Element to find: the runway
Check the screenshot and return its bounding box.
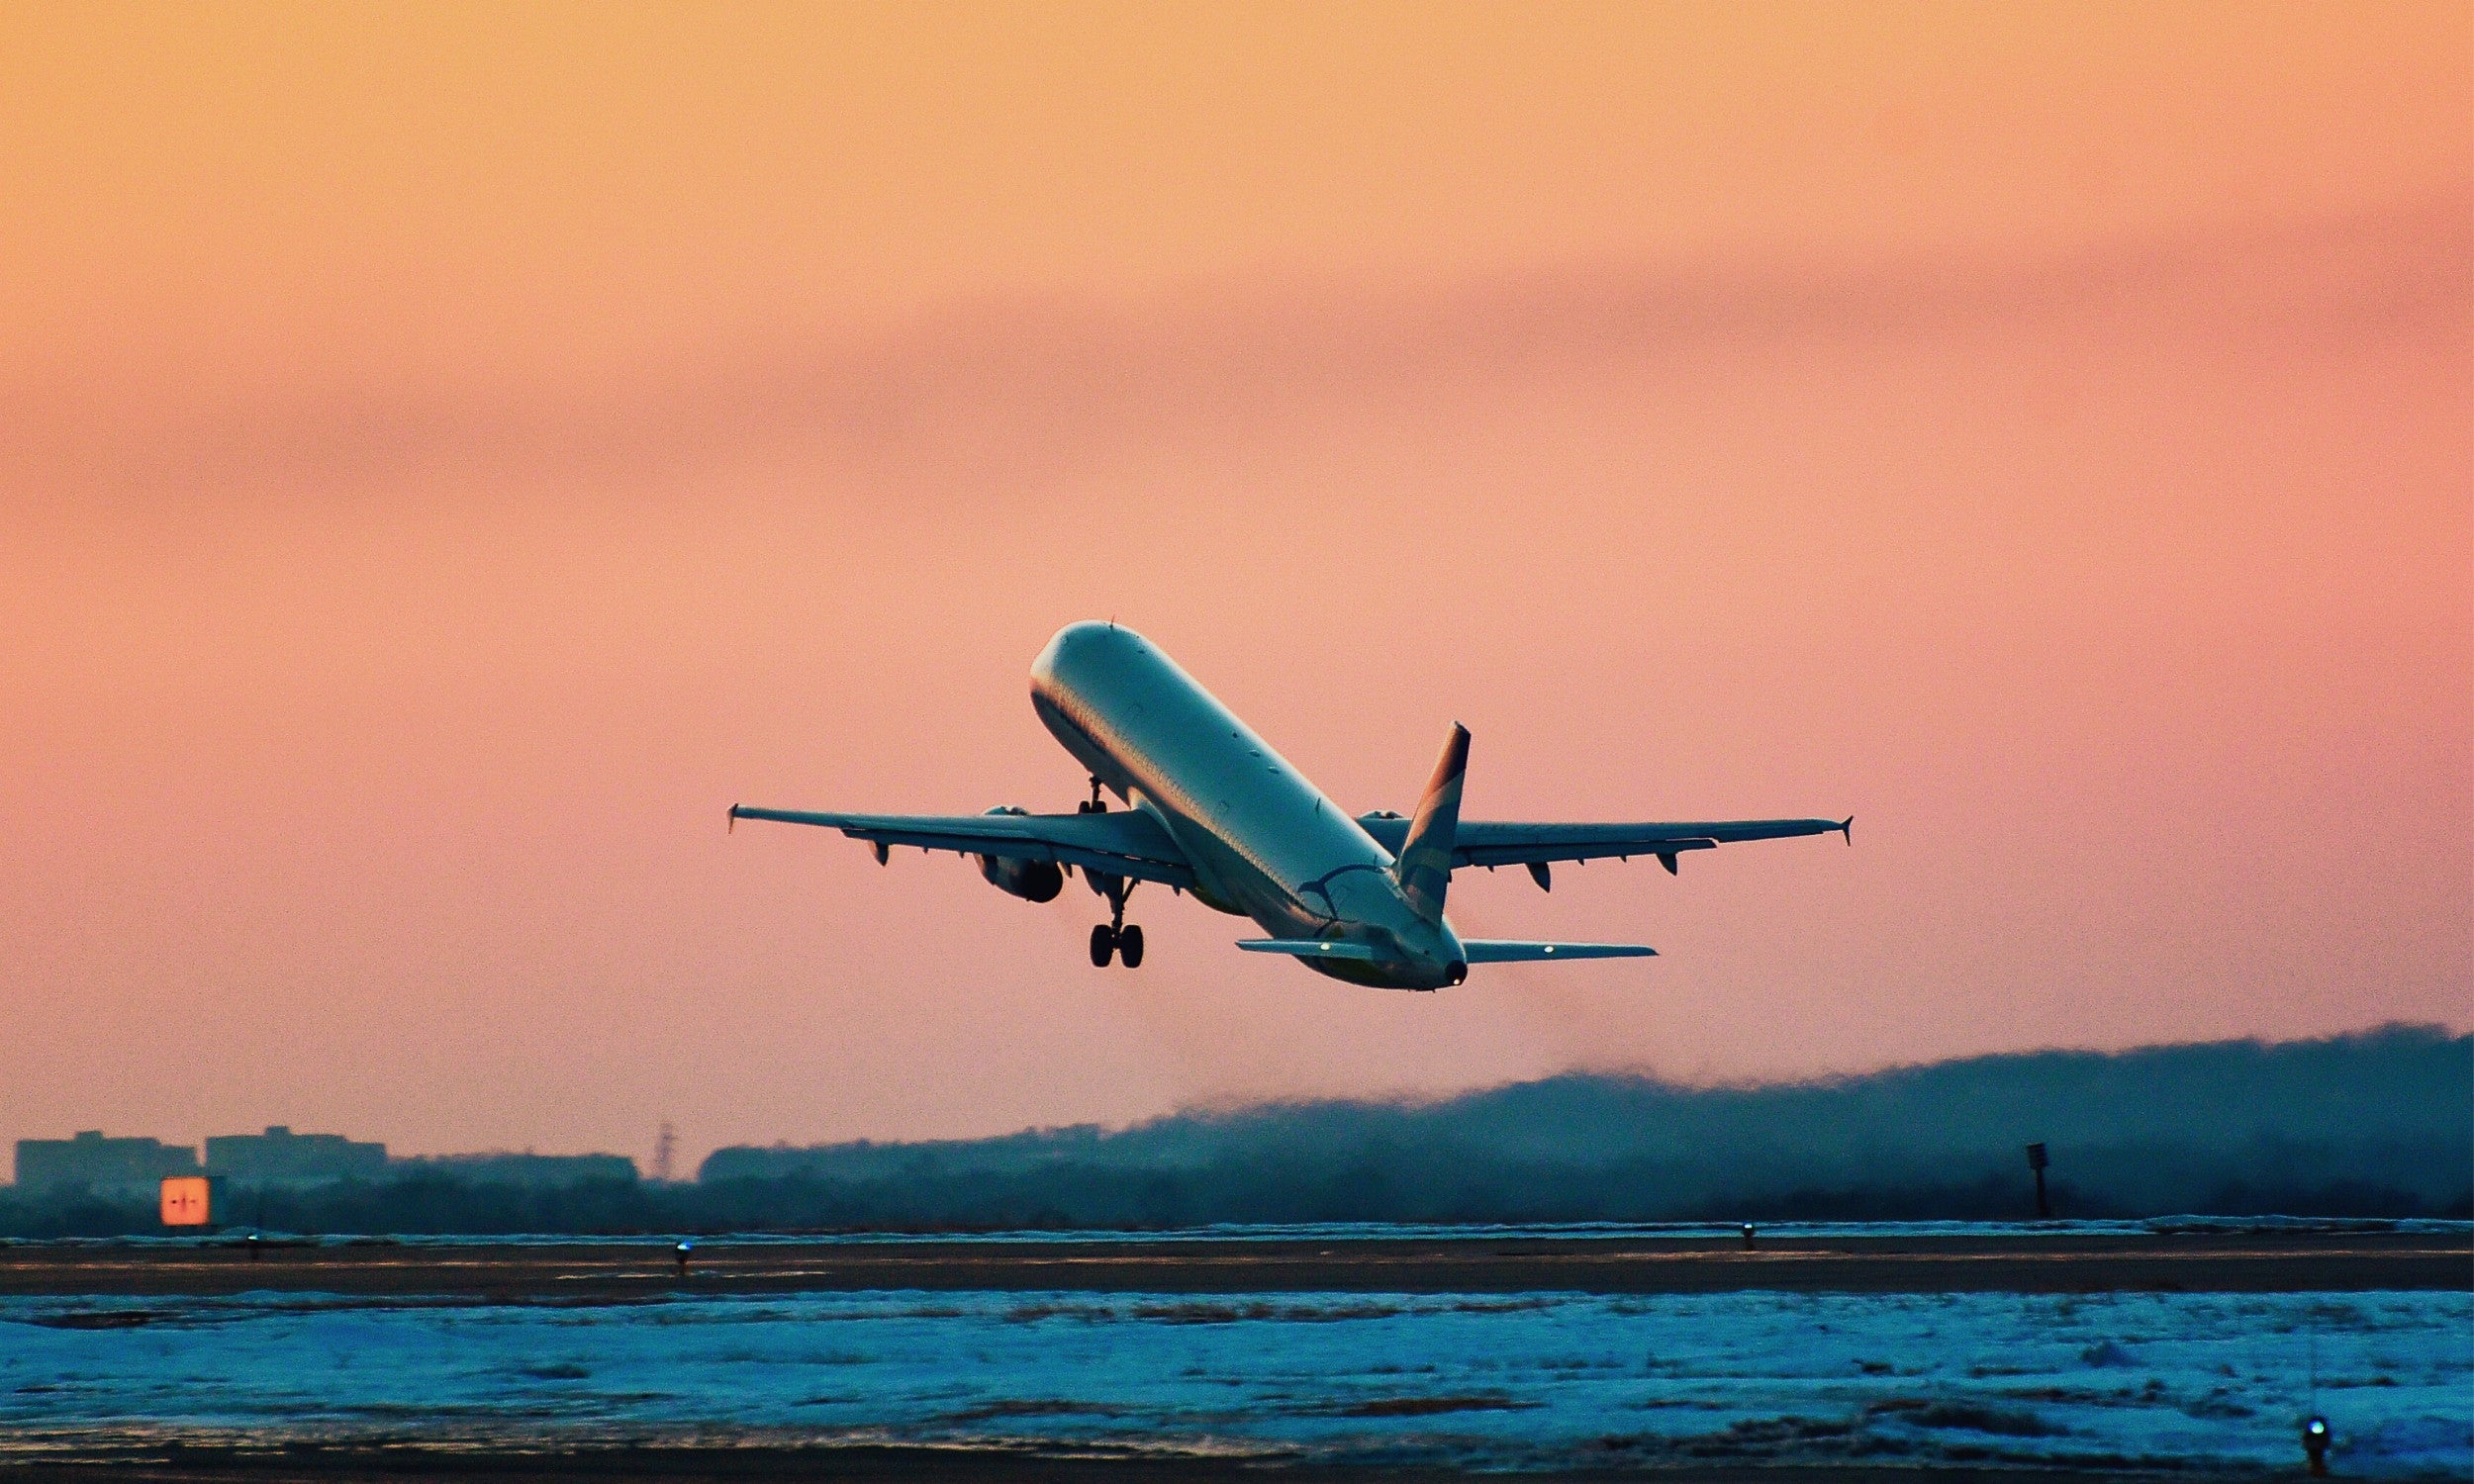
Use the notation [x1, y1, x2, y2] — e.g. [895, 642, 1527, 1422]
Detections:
[0, 1227, 2463, 1300]
[5, 1229, 2465, 1480]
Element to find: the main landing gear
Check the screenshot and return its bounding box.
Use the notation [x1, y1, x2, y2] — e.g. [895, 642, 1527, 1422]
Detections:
[1090, 921, 1143, 969]
[1083, 788, 1143, 967]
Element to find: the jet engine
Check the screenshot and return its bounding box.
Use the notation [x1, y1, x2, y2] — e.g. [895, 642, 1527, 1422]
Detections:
[978, 806, 1065, 902]
[980, 854, 1064, 902]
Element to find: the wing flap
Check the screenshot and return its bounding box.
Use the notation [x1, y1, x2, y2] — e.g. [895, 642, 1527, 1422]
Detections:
[728, 804, 1197, 890]
[1458, 835, 1717, 868]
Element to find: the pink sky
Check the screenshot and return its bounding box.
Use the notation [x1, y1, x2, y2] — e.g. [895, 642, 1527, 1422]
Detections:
[1, 4, 2466, 1175]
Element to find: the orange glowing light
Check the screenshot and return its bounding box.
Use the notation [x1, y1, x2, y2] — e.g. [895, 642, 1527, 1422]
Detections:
[159, 1176, 214, 1227]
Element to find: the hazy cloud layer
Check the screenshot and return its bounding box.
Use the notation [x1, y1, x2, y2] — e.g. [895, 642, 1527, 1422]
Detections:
[6, 196, 2464, 504]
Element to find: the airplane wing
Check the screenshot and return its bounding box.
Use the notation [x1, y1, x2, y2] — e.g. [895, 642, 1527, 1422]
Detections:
[728, 804, 1198, 890]
[1355, 813, 1851, 876]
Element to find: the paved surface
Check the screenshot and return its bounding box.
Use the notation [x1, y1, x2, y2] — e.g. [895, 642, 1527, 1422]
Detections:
[1, 1231, 2463, 1299]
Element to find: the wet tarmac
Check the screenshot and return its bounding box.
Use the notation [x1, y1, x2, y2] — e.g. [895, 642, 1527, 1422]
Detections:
[1, 1229, 2464, 1301]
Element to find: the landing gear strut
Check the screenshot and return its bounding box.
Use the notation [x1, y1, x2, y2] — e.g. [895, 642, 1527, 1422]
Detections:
[1087, 870, 1142, 969]
[1077, 776, 1108, 813]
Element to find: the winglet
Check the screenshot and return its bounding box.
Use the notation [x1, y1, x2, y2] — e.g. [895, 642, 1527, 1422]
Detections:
[727, 803, 739, 834]
[1841, 815, 1854, 845]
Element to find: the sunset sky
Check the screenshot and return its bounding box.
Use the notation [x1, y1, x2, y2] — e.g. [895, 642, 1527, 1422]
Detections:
[3, 2, 2467, 1175]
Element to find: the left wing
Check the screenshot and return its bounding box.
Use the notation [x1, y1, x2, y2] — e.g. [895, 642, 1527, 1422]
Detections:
[728, 804, 1197, 890]
[1356, 813, 1850, 876]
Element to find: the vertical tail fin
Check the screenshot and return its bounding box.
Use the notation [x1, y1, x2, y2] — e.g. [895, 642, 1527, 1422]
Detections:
[1392, 723, 1469, 923]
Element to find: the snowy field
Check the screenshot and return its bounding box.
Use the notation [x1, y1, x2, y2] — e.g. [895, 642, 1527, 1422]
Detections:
[3, 1288, 2466, 1476]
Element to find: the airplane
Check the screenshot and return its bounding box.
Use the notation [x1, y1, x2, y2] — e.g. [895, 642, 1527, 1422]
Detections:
[729, 621, 1848, 990]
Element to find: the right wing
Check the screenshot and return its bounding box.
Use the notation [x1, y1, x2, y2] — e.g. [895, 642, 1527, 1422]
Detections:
[728, 804, 1197, 890]
[1356, 813, 1850, 875]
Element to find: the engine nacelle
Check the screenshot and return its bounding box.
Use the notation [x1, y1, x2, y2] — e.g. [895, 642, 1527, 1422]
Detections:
[980, 855, 1064, 902]
[978, 806, 1064, 902]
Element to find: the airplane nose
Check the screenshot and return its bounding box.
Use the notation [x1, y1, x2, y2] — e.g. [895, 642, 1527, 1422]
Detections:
[1446, 960, 1467, 985]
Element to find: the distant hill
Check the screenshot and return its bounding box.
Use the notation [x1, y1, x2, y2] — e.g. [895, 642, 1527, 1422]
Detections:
[5, 1025, 2462, 1237]
[697, 1024, 2472, 1228]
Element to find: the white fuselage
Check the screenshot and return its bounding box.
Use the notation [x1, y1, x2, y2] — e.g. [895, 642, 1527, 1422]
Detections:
[1029, 622, 1467, 988]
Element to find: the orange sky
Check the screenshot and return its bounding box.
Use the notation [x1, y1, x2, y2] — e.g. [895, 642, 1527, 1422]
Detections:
[2, 3, 2467, 1175]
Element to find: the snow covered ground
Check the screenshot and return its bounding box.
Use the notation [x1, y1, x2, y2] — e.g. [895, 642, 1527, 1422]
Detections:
[4, 1288, 2465, 1476]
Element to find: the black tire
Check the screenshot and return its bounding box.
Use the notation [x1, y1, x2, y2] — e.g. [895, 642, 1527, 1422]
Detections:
[1117, 924, 1145, 969]
[1088, 923, 1115, 968]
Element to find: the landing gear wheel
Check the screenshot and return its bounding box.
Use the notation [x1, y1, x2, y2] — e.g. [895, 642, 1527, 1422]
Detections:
[1117, 924, 1144, 969]
[1089, 923, 1117, 968]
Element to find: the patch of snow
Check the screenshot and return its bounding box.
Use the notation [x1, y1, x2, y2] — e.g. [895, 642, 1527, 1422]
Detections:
[1, 1289, 2464, 1476]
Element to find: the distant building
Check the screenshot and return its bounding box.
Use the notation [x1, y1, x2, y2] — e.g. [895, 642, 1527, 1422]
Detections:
[204, 1126, 388, 1184]
[398, 1152, 639, 1186]
[15, 1131, 200, 1190]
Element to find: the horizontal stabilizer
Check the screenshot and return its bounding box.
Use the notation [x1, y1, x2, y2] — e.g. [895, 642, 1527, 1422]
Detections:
[1236, 939, 1383, 961]
[1461, 940, 1657, 963]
